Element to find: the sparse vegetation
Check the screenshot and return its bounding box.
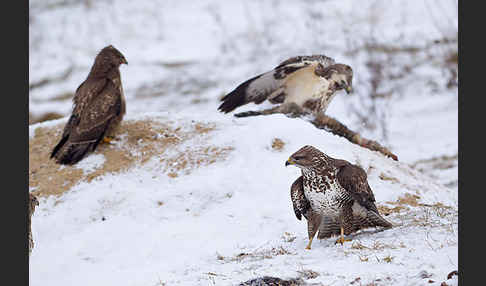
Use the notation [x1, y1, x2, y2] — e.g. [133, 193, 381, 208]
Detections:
[220, 246, 295, 263]
[271, 138, 285, 151]
[29, 118, 232, 198]
[29, 1, 457, 284]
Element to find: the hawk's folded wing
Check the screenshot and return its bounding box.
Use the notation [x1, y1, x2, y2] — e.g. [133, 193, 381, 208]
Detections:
[290, 176, 311, 220]
[71, 80, 122, 143]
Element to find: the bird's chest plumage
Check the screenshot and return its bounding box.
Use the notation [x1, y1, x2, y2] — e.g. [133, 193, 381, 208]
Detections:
[302, 169, 348, 215]
[283, 67, 331, 108]
[318, 86, 338, 113]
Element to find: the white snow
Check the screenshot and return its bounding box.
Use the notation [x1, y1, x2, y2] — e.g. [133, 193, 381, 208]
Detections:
[29, 0, 458, 285]
[29, 112, 458, 286]
[75, 153, 106, 175]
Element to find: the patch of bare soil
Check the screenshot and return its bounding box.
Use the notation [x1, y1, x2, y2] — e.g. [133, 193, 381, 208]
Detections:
[29, 118, 232, 198]
[217, 246, 295, 263]
[411, 153, 458, 172]
[271, 138, 285, 151]
[379, 192, 456, 221]
[29, 111, 64, 125]
[377, 193, 421, 216]
[161, 145, 233, 178]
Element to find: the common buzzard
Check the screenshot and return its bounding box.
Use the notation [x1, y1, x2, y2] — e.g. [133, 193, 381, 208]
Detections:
[286, 145, 392, 249]
[218, 55, 353, 117]
[29, 193, 39, 255]
[50, 45, 127, 165]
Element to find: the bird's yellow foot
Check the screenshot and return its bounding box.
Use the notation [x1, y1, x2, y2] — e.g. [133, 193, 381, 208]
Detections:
[305, 237, 314, 250]
[103, 136, 116, 144]
[334, 236, 352, 245]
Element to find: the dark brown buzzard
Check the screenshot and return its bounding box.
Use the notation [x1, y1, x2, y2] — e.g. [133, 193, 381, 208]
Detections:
[286, 145, 392, 249]
[50, 45, 127, 165]
[218, 55, 353, 117]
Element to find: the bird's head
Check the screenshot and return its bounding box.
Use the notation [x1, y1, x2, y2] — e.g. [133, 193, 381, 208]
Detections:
[285, 145, 327, 170]
[99, 45, 128, 67]
[317, 63, 353, 94]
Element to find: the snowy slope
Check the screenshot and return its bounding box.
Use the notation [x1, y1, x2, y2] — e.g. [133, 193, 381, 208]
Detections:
[29, 112, 457, 286]
[29, 0, 458, 285]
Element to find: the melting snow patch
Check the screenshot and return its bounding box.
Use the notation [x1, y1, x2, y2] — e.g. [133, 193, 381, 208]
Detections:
[74, 154, 106, 174]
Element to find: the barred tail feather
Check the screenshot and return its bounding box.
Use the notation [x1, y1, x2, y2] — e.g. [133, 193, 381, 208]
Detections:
[365, 210, 393, 228]
[317, 216, 341, 239]
[306, 213, 322, 240]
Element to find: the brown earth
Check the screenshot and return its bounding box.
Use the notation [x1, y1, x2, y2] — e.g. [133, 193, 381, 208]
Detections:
[29, 118, 233, 198]
[271, 138, 285, 151]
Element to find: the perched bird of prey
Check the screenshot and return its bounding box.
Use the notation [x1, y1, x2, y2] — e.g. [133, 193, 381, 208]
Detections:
[218, 55, 353, 117]
[50, 45, 127, 165]
[286, 145, 392, 249]
[29, 193, 39, 255]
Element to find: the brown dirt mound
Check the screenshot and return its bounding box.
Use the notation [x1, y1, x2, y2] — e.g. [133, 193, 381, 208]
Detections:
[29, 118, 232, 198]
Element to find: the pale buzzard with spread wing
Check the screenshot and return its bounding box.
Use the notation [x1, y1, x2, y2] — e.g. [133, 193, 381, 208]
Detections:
[218, 55, 353, 117]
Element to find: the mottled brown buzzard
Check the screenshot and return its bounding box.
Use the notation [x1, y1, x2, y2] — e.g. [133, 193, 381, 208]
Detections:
[286, 145, 392, 249]
[50, 45, 127, 165]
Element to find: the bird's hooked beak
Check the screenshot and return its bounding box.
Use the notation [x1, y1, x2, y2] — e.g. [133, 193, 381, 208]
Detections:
[121, 57, 128, 65]
[285, 158, 295, 166]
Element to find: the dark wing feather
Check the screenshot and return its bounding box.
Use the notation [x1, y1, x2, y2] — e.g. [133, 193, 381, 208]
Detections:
[275, 55, 335, 69]
[71, 80, 121, 143]
[73, 77, 108, 115]
[52, 80, 121, 164]
[50, 77, 107, 159]
[218, 55, 335, 113]
[337, 161, 393, 229]
[290, 176, 311, 220]
[336, 162, 379, 213]
[217, 73, 265, 113]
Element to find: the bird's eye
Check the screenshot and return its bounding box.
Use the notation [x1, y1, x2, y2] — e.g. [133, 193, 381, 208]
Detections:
[294, 155, 305, 161]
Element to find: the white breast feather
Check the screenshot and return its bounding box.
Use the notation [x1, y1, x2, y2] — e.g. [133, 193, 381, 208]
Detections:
[303, 170, 346, 217]
[351, 201, 367, 218]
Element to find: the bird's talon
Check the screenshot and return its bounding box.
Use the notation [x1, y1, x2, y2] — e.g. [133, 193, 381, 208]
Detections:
[334, 237, 352, 245]
[103, 136, 116, 144]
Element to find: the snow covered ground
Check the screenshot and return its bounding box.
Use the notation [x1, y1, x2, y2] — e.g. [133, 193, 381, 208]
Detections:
[29, 0, 458, 285]
[29, 112, 458, 286]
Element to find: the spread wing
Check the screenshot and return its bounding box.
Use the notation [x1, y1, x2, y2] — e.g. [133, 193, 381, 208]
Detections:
[290, 176, 311, 220]
[274, 55, 335, 69]
[336, 162, 378, 213]
[217, 55, 335, 113]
